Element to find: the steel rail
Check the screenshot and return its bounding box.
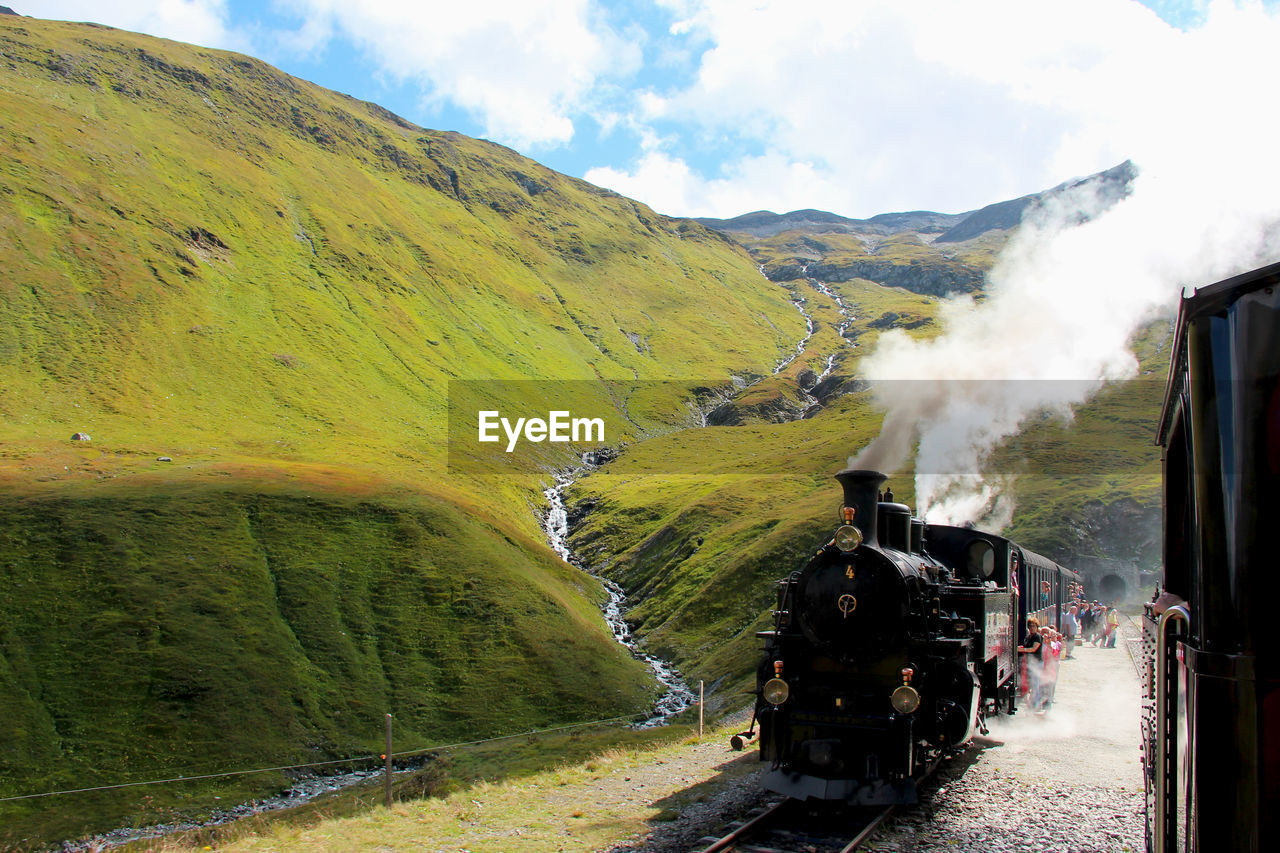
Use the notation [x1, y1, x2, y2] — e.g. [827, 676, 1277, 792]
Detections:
[696, 799, 789, 853]
[696, 799, 894, 853]
[839, 804, 895, 852]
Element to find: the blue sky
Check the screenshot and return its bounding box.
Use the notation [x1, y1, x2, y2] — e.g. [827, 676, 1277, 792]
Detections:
[20, 1, 1280, 219]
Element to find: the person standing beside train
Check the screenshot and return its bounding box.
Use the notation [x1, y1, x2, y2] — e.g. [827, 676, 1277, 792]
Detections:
[1018, 617, 1047, 713]
[1090, 601, 1107, 645]
[1083, 601, 1096, 644]
[1039, 625, 1062, 709]
[1061, 604, 1080, 659]
[1102, 605, 1120, 648]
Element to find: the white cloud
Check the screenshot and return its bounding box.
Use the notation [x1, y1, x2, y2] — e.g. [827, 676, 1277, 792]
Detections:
[586, 148, 850, 218]
[274, 0, 641, 149]
[590, 0, 1269, 219]
[28, 0, 245, 50]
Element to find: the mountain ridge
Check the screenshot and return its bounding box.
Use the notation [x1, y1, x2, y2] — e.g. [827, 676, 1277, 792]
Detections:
[695, 159, 1136, 244]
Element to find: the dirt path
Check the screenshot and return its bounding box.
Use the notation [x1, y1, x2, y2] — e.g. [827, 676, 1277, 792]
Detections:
[183, 627, 1144, 852]
[865, 621, 1145, 852]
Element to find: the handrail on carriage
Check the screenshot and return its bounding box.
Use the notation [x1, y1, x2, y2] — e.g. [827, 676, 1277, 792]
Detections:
[1154, 604, 1190, 853]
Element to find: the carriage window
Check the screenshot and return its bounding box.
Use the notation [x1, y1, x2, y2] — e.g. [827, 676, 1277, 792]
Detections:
[1163, 404, 1192, 603]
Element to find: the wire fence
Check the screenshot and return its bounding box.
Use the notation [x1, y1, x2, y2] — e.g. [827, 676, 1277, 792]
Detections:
[0, 712, 644, 804]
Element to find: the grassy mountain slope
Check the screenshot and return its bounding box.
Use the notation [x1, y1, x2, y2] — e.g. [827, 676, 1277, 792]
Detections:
[567, 235, 1167, 712]
[0, 15, 1167, 846]
[0, 15, 806, 843]
[0, 17, 799, 473]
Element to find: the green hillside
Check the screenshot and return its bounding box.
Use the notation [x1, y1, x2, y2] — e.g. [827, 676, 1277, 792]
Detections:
[0, 14, 1170, 848]
[0, 15, 805, 844]
[565, 235, 1166, 710]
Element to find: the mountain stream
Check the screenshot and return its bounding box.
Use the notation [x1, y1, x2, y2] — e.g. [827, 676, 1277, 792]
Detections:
[536, 271, 857, 726]
[541, 460, 696, 727]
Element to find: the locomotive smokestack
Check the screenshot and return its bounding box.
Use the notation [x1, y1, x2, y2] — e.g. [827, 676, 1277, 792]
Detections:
[835, 468, 887, 548]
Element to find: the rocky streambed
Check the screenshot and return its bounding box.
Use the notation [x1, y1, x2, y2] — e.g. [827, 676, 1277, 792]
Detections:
[60, 761, 425, 851]
[536, 269, 868, 726]
[541, 458, 696, 728]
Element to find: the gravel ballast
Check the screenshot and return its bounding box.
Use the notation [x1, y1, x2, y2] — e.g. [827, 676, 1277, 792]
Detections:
[865, 623, 1145, 852]
[617, 622, 1145, 853]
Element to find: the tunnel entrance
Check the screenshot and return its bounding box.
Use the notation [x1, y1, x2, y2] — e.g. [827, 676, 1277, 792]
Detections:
[1098, 573, 1127, 603]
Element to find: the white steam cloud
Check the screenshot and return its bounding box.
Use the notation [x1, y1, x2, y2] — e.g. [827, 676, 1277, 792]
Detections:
[853, 2, 1280, 524]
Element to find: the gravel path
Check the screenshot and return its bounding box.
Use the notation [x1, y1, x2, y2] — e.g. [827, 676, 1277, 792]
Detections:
[598, 712, 770, 853]
[865, 623, 1145, 852]
[613, 623, 1144, 853]
[161, 629, 1144, 852]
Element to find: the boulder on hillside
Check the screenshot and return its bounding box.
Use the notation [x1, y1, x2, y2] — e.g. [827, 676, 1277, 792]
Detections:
[868, 311, 932, 330]
[71, 432, 91, 441]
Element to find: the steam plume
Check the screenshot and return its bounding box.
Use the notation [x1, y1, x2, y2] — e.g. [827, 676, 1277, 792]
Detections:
[853, 128, 1280, 525]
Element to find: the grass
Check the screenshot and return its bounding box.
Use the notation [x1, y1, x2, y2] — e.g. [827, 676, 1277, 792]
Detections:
[743, 230, 991, 296]
[0, 15, 1171, 849]
[156, 719, 756, 853]
[0, 15, 806, 845]
[0, 475, 666, 845]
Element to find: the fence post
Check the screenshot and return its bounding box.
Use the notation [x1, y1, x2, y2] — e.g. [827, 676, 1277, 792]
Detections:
[384, 713, 393, 809]
[699, 680, 704, 739]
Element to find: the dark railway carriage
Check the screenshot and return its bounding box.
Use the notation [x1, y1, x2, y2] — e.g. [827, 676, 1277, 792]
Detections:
[923, 525, 1023, 714]
[750, 468, 1073, 804]
[1144, 261, 1280, 852]
[1016, 545, 1080, 633]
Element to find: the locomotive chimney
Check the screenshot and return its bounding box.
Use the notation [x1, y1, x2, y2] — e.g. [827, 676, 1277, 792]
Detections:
[835, 468, 886, 548]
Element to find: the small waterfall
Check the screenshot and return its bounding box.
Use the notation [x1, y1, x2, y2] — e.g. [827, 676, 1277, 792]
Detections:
[762, 263, 816, 374]
[807, 276, 857, 344]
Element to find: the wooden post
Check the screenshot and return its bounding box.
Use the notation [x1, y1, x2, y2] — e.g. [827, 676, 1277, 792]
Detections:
[384, 713, 393, 809]
[699, 680, 705, 739]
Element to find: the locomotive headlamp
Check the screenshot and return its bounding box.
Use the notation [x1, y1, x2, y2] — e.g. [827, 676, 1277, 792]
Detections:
[891, 685, 921, 714]
[834, 524, 863, 552]
[763, 677, 790, 706]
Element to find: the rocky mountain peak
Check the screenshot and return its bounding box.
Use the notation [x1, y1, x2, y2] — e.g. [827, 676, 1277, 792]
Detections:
[698, 161, 1136, 246]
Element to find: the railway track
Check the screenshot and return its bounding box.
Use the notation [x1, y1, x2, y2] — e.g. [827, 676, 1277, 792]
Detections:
[1120, 611, 1146, 679]
[694, 798, 894, 853]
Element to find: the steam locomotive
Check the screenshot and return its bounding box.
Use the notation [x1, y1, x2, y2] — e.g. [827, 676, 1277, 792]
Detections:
[750, 468, 1077, 804]
[1143, 261, 1280, 851]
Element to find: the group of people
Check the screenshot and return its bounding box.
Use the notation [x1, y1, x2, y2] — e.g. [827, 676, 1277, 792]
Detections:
[1016, 584, 1121, 714]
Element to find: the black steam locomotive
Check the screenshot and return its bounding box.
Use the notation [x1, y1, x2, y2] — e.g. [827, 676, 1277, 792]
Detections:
[1143, 261, 1280, 851]
[750, 468, 1076, 804]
